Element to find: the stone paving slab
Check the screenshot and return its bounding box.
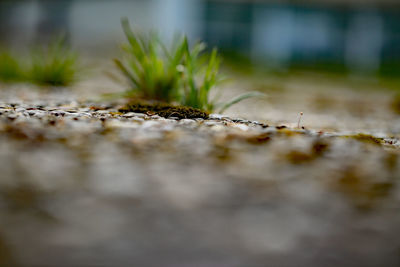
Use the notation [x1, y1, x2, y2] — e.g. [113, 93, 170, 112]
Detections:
[0, 91, 399, 266]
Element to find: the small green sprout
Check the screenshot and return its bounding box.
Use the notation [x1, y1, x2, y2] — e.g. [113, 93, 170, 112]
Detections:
[114, 18, 186, 102]
[29, 38, 78, 86]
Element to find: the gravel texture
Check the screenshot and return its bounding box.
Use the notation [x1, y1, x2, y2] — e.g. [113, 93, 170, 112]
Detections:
[0, 83, 399, 267]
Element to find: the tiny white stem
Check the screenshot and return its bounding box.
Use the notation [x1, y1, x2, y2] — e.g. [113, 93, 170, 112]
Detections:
[297, 112, 303, 128]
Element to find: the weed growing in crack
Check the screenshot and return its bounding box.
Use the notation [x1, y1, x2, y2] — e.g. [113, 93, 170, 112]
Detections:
[115, 18, 265, 114]
[114, 18, 185, 102]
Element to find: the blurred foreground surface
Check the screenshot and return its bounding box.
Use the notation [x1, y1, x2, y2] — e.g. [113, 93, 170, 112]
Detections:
[0, 65, 400, 266]
[1, 0, 400, 266]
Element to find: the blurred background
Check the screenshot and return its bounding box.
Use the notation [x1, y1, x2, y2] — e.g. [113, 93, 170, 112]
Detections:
[1, 0, 399, 76]
[1, 2, 400, 266]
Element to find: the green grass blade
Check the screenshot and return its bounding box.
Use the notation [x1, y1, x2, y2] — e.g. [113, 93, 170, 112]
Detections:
[114, 58, 140, 88]
[218, 92, 266, 114]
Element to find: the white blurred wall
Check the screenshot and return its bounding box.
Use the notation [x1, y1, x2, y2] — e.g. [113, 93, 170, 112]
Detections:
[4, 0, 202, 53]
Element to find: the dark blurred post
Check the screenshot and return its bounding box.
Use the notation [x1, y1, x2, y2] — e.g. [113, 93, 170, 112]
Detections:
[0, 0, 19, 45]
[36, 0, 74, 44]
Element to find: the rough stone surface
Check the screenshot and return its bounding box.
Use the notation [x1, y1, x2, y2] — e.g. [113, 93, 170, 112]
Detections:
[0, 83, 399, 267]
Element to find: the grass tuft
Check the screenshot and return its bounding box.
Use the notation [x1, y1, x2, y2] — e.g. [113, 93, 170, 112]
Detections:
[115, 18, 265, 113]
[0, 51, 24, 82]
[114, 18, 185, 102]
[29, 39, 78, 86]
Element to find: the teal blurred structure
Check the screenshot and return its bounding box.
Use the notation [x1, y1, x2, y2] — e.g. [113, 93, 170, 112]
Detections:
[204, 0, 400, 75]
[0, 0, 399, 75]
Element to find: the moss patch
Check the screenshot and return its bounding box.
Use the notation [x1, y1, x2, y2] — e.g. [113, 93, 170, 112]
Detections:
[344, 133, 383, 145]
[119, 101, 209, 119]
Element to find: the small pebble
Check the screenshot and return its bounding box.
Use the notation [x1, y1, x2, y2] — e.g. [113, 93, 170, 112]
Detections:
[123, 112, 145, 118]
[179, 119, 196, 125]
[209, 114, 229, 120]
